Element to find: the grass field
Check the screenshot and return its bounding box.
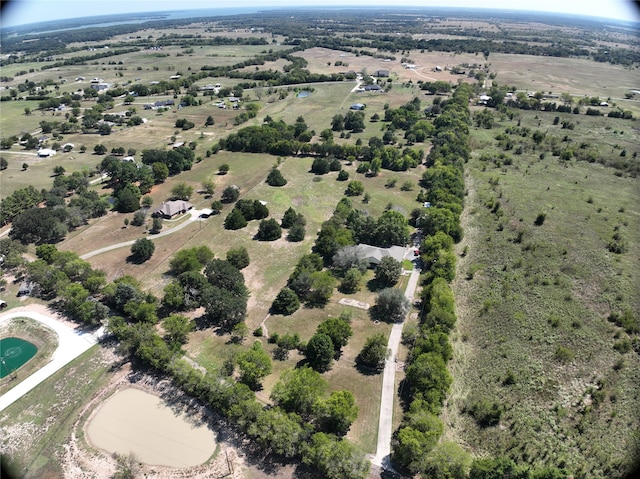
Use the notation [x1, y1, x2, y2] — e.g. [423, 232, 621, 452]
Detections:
[0, 345, 113, 478]
[445, 107, 640, 477]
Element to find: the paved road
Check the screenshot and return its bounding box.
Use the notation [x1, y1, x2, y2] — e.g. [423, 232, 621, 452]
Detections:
[0, 308, 104, 413]
[80, 208, 212, 259]
[371, 264, 421, 469]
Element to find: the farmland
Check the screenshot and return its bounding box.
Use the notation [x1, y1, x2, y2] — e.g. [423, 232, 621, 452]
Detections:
[0, 6, 639, 479]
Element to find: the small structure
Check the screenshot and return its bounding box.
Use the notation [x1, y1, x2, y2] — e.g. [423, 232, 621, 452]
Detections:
[350, 103, 365, 110]
[364, 84, 382, 92]
[122, 156, 135, 162]
[90, 83, 109, 92]
[434, 66, 442, 71]
[374, 69, 389, 77]
[17, 281, 34, 297]
[37, 148, 56, 158]
[355, 244, 406, 266]
[152, 200, 193, 219]
[600, 101, 609, 107]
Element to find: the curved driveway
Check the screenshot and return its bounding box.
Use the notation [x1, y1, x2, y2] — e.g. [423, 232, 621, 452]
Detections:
[80, 208, 211, 259]
[0, 308, 104, 413]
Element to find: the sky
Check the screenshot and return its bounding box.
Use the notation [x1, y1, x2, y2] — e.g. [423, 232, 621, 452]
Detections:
[1, 0, 639, 27]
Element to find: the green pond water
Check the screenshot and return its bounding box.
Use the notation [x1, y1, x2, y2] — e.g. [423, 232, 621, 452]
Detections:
[0, 337, 38, 378]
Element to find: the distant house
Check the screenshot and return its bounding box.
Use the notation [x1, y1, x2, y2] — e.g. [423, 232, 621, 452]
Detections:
[355, 244, 406, 266]
[600, 101, 609, 107]
[152, 200, 193, 219]
[122, 156, 135, 162]
[90, 83, 109, 92]
[434, 66, 442, 72]
[350, 103, 365, 110]
[37, 148, 56, 158]
[374, 69, 389, 77]
[364, 84, 382, 92]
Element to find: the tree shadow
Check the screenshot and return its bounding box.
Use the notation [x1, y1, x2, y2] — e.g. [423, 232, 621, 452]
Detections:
[355, 360, 383, 377]
[366, 277, 386, 293]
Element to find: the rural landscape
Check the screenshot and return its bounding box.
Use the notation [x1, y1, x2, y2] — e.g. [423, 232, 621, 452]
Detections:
[0, 5, 639, 479]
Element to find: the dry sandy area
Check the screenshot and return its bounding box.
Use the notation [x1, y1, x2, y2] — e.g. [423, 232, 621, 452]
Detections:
[86, 387, 216, 468]
[63, 366, 248, 479]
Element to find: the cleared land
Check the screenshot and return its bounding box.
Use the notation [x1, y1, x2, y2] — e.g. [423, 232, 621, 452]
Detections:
[86, 387, 217, 467]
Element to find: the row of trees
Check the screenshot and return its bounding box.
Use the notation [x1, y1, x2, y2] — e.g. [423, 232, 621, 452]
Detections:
[392, 83, 470, 476]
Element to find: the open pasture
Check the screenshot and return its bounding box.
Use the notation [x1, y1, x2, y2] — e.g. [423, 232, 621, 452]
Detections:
[446, 107, 640, 476]
[488, 53, 640, 104]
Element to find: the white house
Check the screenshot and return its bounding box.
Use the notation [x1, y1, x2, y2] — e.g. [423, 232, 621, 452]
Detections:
[37, 148, 56, 158]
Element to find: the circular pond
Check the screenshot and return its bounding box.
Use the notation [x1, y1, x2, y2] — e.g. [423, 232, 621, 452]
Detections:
[87, 388, 216, 467]
[0, 337, 38, 378]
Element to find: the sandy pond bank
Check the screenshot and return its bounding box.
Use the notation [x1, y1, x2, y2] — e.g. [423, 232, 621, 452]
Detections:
[86, 387, 217, 467]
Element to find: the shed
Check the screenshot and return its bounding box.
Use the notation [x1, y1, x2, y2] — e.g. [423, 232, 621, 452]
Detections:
[350, 103, 365, 110]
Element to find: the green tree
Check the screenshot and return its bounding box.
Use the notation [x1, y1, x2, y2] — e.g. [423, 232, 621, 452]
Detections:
[307, 271, 336, 307]
[302, 432, 370, 479]
[151, 162, 169, 183]
[162, 314, 193, 346]
[374, 256, 402, 287]
[317, 316, 352, 357]
[170, 182, 194, 200]
[357, 333, 389, 371]
[374, 287, 410, 322]
[10, 208, 67, 245]
[114, 183, 141, 213]
[201, 179, 215, 197]
[345, 180, 364, 196]
[340, 268, 362, 294]
[218, 163, 230, 175]
[224, 208, 248, 230]
[422, 442, 472, 479]
[237, 340, 272, 390]
[373, 210, 409, 247]
[266, 167, 287, 186]
[405, 352, 452, 406]
[271, 366, 327, 416]
[248, 408, 309, 458]
[281, 207, 299, 228]
[256, 218, 282, 241]
[315, 390, 359, 436]
[221, 185, 239, 203]
[288, 223, 306, 242]
[130, 238, 155, 263]
[305, 333, 335, 372]
[393, 412, 444, 474]
[272, 287, 300, 315]
[226, 246, 250, 269]
[150, 216, 162, 233]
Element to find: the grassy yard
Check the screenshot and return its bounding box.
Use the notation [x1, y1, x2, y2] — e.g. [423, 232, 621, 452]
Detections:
[0, 345, 113, 478]
[445, 108, 640, 477]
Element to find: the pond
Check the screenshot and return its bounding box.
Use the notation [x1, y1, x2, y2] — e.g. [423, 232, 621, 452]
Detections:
[86, 388, 216, 467]
[297, 90, 311, 98]
[0, 337, 38, 378]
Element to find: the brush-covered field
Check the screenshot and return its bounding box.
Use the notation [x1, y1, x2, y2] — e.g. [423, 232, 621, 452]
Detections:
[446, 107, 640, 477]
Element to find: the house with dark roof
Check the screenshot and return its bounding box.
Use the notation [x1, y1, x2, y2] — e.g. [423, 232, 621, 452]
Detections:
[152, 200, 193, 219]
[374, 69, 389, 77]
[364, 84, 382, 92]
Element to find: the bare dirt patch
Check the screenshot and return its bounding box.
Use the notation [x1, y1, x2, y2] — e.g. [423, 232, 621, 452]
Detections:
[65, 365, 248, 478]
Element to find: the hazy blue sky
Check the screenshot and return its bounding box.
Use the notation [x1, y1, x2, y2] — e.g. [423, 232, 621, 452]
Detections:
[2, 0, 639, 27]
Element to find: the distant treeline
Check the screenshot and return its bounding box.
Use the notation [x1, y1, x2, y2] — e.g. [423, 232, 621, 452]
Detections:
[2, 8, 637, 67]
